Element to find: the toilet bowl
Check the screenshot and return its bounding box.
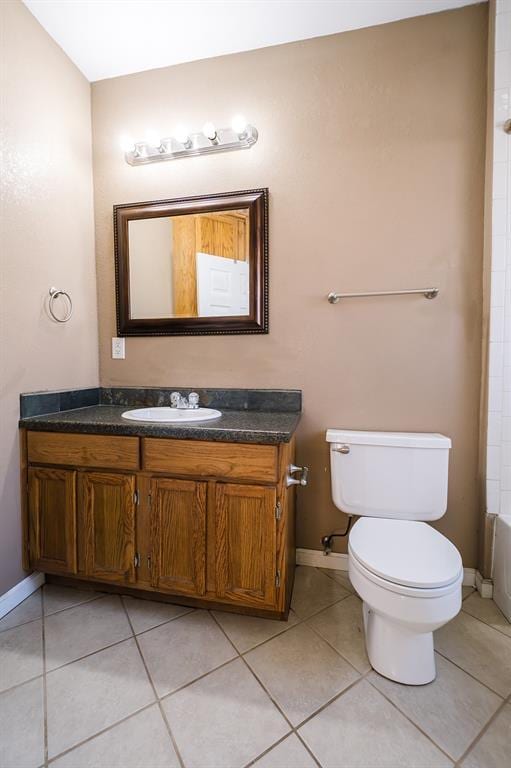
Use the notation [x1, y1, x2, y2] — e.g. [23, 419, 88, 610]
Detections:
[326, 429, 462, 685]
[349, 517, 462, 684]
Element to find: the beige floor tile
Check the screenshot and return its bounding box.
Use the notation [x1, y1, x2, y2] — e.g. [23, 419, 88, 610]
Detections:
[307, 595, 370, 673]
[291, 566, 350, 619]
[252, 734, 318, 768]
[462, 586, 475, 600]
[435, 611, 511, 697]
[319, 567, 355, 593]
[462, 594, 511, 638]
[299, 679, 453, 768]
[123, 595, 193, 634]
[245, 623, 359, 726]
[368, 653, 502, 760]
[212, 608, 299, 653]
[162, 658, 289, 768]
[461, 703, 511, 768]
[52, 704, 179, 768]
[45, 595, 133, 671]
[0, 678, 44, 768]
[0, 619, 43, 692]
[0, 591, 42, 632]
[46, 638, 155, 758]
[138, 610, 236, 697]
[43, 584, 101, 615]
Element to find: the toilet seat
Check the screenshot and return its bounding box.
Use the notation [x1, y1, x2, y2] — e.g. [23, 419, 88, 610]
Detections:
[349, 518, 462, 591]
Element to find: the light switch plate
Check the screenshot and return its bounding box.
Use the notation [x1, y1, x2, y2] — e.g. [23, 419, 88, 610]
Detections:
[112, 337, 125, 359]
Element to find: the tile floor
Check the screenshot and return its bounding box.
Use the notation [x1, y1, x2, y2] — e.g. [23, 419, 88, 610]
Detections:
[1, 567, 510, 768]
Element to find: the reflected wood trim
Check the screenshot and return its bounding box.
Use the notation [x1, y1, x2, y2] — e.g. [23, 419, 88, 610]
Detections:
[114, 188, 268, 336]
[172, 216, 198, 317]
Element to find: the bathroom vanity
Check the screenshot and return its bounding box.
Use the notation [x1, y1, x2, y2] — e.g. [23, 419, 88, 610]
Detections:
[19, 388, 302, 619]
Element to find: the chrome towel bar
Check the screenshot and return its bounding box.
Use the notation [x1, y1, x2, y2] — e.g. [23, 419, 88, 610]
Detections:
[327, 287, 439, 304]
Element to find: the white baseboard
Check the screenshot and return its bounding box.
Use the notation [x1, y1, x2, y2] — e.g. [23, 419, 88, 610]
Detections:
[297, 548, 349, 571]
[0, 572, 45, 619]
[297, 548, 477, 588]
[475, 570, 493, 598]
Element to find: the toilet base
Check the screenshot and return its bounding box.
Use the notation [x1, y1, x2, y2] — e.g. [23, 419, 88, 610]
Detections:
[363, 603, 436, 685]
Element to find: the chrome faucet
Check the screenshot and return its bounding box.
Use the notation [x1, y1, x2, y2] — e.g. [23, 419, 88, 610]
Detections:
[170, 391, 200, 409]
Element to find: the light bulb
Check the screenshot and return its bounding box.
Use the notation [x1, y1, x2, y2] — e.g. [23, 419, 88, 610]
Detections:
[231, 114, 248, 137]
[145, 130, 160, 149]
[119, 134, 135, 153]
[175, 125, 191, 147]
[202, 121, 217, 141]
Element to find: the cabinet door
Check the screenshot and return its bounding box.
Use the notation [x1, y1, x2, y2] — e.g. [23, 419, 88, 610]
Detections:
[80, 472, 136, 583]
[215, 483, 277, 608]
[28, 468, 77, 574]
[150, 478, 207, 596]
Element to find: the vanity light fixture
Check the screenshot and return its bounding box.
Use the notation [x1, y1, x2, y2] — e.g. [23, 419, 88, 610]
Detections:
[121, 118, 258, 165]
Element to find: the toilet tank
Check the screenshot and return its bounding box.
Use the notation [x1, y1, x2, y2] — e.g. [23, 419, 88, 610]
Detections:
[326, 430, 451, 521]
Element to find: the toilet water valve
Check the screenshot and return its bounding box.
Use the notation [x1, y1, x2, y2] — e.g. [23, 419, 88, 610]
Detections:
[286, 464, 309, 487]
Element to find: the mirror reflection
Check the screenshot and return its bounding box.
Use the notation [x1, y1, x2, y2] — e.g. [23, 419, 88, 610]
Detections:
[128, 208, 250, 319]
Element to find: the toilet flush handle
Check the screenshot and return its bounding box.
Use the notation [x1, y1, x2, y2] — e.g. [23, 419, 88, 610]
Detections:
[286, 464, 309, 487]
[334, 445, 350, 454]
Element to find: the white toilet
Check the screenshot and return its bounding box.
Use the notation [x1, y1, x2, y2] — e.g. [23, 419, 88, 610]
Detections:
[326, 429, 463, 685]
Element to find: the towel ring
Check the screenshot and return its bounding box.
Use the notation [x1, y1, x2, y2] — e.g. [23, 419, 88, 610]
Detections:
[48, 287, 73, 323]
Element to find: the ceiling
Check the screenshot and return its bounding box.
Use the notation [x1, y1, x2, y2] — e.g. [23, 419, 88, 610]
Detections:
[23, 0, 484, 82]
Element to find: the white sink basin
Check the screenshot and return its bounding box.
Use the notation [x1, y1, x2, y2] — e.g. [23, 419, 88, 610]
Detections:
[121, 407, 222, 423]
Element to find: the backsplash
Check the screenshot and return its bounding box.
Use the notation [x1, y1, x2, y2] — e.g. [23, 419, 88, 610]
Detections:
[20, 387, 302, 418]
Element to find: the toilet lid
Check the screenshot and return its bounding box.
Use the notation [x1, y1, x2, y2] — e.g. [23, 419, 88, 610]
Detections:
[349, 518, 462, 589]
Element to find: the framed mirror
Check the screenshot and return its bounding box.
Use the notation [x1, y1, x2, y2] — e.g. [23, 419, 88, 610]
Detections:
[114, 188, 268, 336]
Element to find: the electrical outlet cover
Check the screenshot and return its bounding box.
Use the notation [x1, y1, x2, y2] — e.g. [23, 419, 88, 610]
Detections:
[112, 337, 125, 359]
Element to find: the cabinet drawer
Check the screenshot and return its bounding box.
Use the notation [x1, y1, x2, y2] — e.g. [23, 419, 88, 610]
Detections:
[143, 438, 278, 483]
[27, 432, 139, 470]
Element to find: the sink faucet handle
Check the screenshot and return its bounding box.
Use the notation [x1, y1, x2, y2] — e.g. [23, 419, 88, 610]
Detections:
[170, 391, 181, 408]
[188, 392, 200, 409]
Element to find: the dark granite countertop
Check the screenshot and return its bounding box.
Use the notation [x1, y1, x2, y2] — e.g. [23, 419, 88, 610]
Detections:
[19, 405, 300, 444]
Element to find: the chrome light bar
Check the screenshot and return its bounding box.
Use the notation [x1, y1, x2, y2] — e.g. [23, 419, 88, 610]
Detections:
[124, 124, 258, 166]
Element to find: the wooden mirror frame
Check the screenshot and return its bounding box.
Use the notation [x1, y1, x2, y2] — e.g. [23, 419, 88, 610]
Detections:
[114, 188, 268, 336]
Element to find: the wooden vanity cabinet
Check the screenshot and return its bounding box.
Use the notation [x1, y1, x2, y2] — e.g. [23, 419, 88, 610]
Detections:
[79, 472, 136, 584]
[27, 467, 77, 574]
[149, 477, 207, 597]
[22, 431, 296, 618]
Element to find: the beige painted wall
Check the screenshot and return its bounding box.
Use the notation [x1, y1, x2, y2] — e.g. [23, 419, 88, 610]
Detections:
[91, 4, 487, 567]
[0, 1, 98, 593]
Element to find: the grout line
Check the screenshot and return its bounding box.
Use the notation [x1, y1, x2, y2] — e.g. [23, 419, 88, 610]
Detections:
[158, 654, 242, 702]
[460, 604, 511, 639]
[0, 671, 45, 698]
[41, 588, 49, 768]
[123, 605, 195, 640]
[454, 694, 510, 766]
[364, 674, 458, 764]
[304, 612, 367, 678]
[42, 589, 105, 620]
[433, 647, 508, 699]
[46, 702, 157, 765]
[119, 595, 187, 768]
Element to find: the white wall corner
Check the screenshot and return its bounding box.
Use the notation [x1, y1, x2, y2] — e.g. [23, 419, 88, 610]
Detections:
[0, 572, 45, 619]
